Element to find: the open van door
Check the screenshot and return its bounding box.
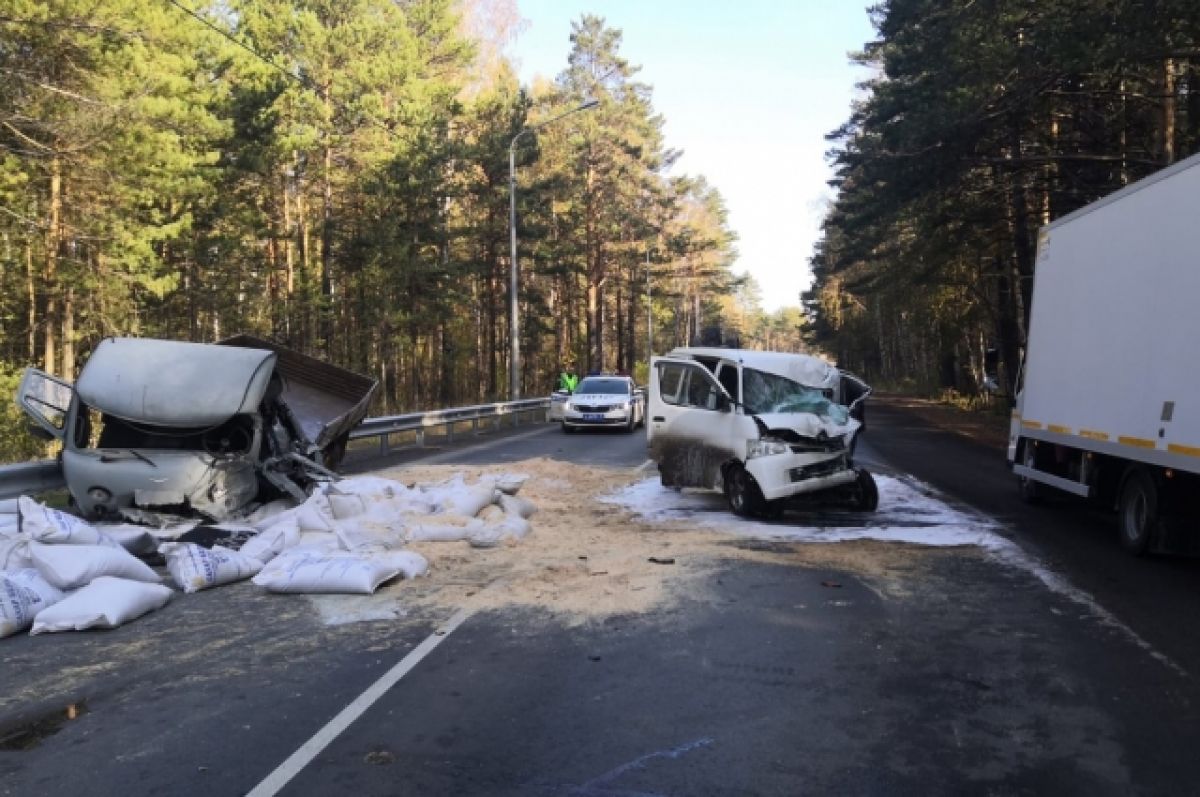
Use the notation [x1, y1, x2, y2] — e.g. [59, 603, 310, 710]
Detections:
[16, 368, 74, 442]
[648, 356, 745, 488]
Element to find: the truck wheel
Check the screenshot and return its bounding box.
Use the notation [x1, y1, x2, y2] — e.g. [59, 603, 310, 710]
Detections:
[853, 468, 879, 512]
[1017, 441, 1041, 504]
[1118, 468, 1159, 555]
[725, 465, 769, 518]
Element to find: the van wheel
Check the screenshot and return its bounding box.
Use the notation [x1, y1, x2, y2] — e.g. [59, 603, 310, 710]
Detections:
[562, 422, 575, 434]
[853, 469, 879, 512]
[1118, 468, 1159, 555]
[1017, 441, 1041, 504]
[725, 465, 768, 518]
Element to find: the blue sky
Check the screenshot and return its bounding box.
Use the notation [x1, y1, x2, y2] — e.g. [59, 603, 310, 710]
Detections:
[510, 0, 877, 312]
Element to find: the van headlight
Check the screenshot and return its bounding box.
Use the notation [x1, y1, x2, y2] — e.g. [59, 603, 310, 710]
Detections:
[747, 438, 790, 459]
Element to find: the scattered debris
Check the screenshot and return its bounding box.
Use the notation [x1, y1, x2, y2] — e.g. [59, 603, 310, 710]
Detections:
[0, 469, 538, 637]
[648, 557, 675, 565]
[820, 580, 842, 588]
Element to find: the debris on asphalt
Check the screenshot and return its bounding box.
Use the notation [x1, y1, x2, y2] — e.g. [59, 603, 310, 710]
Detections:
[820, 580, 843, 588]
[0, 470, 537, 637]
[648, 556, 675, 565]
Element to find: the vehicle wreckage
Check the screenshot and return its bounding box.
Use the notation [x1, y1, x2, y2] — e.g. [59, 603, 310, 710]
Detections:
[647, 347, 874, 517]
[15, 335, 377, 521]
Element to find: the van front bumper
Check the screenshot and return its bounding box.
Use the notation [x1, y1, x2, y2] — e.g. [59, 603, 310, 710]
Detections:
[746, 450, 858, 501]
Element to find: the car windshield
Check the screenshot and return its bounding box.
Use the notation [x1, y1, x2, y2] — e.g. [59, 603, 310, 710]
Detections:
[575, 378, 630, 395]
[741, 367, 849, 423]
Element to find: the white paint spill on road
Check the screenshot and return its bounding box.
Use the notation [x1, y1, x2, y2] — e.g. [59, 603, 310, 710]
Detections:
[603, 475, 1187, 677]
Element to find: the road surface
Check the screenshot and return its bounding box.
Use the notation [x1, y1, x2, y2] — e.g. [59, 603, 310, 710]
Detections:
[2, 406, 1198, 796]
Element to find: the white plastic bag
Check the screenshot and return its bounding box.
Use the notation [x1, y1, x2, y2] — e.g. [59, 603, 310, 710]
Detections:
[1, 568, 65, 638]
[30, 541, 161, 590]
[30, 576, 172, 633]
[252, 551, 399, 594]
[160, 542, 263, 593]
[19, 496, 115, 546]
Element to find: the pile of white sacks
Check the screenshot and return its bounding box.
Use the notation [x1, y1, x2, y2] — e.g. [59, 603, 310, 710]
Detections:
[0, 473, 535, 638]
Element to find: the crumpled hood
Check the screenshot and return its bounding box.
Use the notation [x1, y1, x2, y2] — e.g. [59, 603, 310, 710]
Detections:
[753, 411, 860, 441]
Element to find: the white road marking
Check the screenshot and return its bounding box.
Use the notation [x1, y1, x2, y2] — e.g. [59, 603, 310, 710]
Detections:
[245, 606, 475, 797]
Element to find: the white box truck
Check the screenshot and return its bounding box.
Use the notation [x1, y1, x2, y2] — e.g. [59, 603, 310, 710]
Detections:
[1007, 153, 1200, 553]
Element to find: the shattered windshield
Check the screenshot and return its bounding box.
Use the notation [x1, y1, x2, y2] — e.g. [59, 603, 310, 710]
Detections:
[741, 368, 849, 423]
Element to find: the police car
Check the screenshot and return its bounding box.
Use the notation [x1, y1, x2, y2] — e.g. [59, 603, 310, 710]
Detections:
[560, 375, 645, 433]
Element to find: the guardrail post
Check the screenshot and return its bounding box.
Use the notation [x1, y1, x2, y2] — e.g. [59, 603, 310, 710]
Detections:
[416, 429, 425, 447]
[380, 433, 390, 456]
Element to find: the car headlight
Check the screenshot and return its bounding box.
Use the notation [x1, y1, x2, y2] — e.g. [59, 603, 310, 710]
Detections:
[747, 438, 790, 459]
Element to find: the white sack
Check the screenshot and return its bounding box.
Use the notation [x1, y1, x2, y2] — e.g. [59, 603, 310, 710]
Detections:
[100, 524, 159, 556]
[0, 517, 19, 538]
[438, 484, 499, 518]
[296, 531, 343, 552]
[375, 550, 429, 579]
[0, 498, 19, 515]
[327, 493, 367, 520]
[407, 517, 483, 543]
[30, 541, 161, 591]
[19, 496, 115, 546]
[160, 542, 263, 593]
[0, 538, 33, 571]
[332, 519, 406, 552]
[468, 514, 532, 549]
[30, 576, 172, 634]
[251, 551, 399, 594]
[245, 498, 297, 528]
[494, 474, 529, 495]
[498, 493, 537, 520]
[0, 568, 64, 638]
[295, 497, 334, 532]
[238, 520, 301, 564]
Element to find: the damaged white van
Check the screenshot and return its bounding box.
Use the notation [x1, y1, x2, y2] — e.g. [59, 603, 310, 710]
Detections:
[647, 347, 875, 517]
[16, 335, 376, 521]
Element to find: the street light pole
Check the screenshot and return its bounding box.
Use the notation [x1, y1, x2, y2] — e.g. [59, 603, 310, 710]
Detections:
[508, 98, 599, 401]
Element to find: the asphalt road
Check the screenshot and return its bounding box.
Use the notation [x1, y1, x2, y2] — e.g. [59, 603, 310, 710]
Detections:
[3, 410, 1199, 796]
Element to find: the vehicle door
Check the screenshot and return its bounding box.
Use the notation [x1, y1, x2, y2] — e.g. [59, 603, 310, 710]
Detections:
[647, 357, 741, 488]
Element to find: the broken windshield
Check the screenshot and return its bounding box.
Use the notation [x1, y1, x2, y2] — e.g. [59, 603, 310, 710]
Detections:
[742, 367, 849, 423]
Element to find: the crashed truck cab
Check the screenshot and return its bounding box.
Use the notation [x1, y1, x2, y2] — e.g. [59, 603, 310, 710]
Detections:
[646, 347, 875, 517]
[15, 336, 377, 521]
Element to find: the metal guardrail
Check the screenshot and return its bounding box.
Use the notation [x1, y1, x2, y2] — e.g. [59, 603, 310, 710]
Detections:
[348, 398, 550, 456]
[0, 398, 551, 500]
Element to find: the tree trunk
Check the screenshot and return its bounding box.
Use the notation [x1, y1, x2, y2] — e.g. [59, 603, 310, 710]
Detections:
[43, 157, 61, 375]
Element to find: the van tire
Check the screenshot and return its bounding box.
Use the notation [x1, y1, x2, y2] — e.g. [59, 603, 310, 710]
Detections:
[853, 469, 879, 512]
[725, 465, 769, 518]
[1118, 467, 1159, 555]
